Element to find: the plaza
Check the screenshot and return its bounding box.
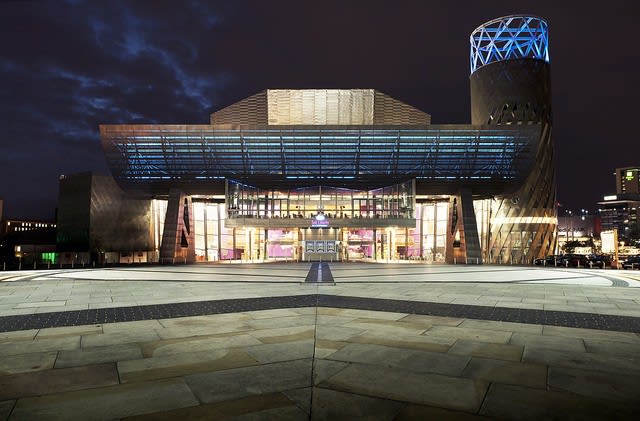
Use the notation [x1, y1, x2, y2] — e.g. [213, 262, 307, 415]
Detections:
[1, 263, 640, 419]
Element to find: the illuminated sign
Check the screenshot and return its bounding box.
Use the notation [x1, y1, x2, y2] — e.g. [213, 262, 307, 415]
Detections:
[311, 214, 329, 228]
[601, 230, 617, 254]
[603, 195, 617, 201]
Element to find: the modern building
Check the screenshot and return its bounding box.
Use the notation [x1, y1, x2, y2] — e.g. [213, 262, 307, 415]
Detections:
[0, 202, 57, 266]
[60, 15, 557, 264]
[597, 167, 640, 241]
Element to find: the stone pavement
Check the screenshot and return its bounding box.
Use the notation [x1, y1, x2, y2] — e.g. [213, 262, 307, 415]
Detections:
[1, 263, 640, 420]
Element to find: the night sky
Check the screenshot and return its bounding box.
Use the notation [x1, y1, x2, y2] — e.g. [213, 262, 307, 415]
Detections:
[1, 0, 639, 220]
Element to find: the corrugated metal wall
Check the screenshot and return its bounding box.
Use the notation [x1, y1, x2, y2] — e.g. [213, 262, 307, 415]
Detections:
[210, 89, 430, 126]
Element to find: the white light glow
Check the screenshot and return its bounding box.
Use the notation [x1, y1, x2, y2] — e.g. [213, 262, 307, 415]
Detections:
[490, 216, 557, 225]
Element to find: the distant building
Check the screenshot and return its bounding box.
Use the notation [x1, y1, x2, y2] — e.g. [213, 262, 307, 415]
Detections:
[599, 166, 640, 240]
[0, 214, 57, 266]
[616, 167, 640, 195]
[598, 195, 640, 240]
[557, 215, 599, 241]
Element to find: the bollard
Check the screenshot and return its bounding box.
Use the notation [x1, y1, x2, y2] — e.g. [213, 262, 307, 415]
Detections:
[477, 257, 479, 265]
[3, 262, 5, 271]
[454, 257, 457, 265]
[93, 261, 95, 268]
[19, 261, 22, 270]
[34, 261, 36, 270]
[71, 261, 74, 269]
[47, 262, 50, 269]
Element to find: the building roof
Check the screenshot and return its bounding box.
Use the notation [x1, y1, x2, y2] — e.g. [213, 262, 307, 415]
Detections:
[210, 89, 431, 127]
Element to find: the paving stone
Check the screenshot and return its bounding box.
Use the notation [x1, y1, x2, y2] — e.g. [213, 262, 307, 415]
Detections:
[349, 333, 452, 353]
[479, 383, 640, 420]
[311, 387, 404, 420]
[101, 319, 165, 334]
[246, 315, 316, 330]
[0, 329, 39, 342]
[282, 387, 311, 415]
[0, 336, 80, 357]
[36, 324, 103, 338]
[145, 333, 261, 357]
[548, 366, 640, 402]
[158, 313, 251, 329]
[80, 329, 161, 348]
[461, 357, 547, 389]
[317, 307, 407, 320]
[315, 325, 365, 341]
[510, 332, 586, 352]
[0, 351, 57, 375]
[422, 326, 513, 344]
[155, 322, 252, 339]
[244, 309, 307, 319]
[119, 348, 258, 383]
[523, 347, 640, 375]
[448, 339, 523, 362]
[582, 338, 640, 358]
[122, 391, 299, 420]
[319, 362, 488, 413]
[395, 403, 491, 420]
[185, 359, 312, 404]
[459, 319, 542, 334]
[0, 363, 119, 400]
[326, 343, 469, 376]
[9, 378, 199, 421]
[245, 340, 314, 364]
[55, 343, 143, 368]
[0, 400, 14, 420]
[252, 327, 315, 344]
[312, 359, 349, 385]
[226, 405, 308, 420]
[543, 325, 640, 343]
[14, 301, 67, 308]
[341, 322, 427, 337]
[399, 314, 464, 327]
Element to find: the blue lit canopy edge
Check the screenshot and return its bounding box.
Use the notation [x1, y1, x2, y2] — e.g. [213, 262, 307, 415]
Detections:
[100, 124, 541, 196]
[470, 15, 549, 74]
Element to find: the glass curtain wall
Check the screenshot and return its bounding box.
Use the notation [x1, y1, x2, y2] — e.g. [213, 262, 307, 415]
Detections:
[226, 180, 414, 220]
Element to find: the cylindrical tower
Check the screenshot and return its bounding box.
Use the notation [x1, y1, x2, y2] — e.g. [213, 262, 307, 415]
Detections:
[470, 15, 557, 263]
[470, 15, 551, 125]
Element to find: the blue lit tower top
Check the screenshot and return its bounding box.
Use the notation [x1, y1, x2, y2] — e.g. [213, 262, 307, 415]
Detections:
[470, 15, 549, 74]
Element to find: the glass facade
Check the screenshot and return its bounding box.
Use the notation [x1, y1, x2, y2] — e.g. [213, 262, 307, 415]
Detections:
[101, 125, 540, 197]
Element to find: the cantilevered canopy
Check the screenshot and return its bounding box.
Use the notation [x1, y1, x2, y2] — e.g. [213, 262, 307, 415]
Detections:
[100, 124, 541, 197]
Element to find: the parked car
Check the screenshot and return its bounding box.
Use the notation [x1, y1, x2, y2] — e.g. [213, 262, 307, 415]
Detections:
[559, 254, 589, 267]
[622, 255, 640, 270]
[586, 254, 612, 268]
[534, 255, 562, 266]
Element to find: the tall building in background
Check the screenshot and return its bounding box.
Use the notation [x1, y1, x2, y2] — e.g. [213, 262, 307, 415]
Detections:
[599, 166, 640, 240]
[616, 167, 640, 195]
[59, 15, 557, 264]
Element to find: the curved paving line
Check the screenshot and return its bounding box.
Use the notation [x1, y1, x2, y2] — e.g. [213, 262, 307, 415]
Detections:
[1, 293, 639, 334]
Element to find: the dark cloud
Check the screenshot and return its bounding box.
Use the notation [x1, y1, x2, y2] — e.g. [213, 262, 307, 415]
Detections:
[1, 0, 639, 218]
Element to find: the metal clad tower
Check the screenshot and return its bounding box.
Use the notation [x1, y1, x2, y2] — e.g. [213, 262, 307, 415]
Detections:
[470, 15, 557, 263]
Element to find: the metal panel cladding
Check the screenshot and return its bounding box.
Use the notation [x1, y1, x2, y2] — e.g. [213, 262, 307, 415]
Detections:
[470, 15, 549, 74]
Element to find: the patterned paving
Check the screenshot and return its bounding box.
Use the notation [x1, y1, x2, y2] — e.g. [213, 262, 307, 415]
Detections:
[2, 263, 640, 420]
[2, 293, 639, 334]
